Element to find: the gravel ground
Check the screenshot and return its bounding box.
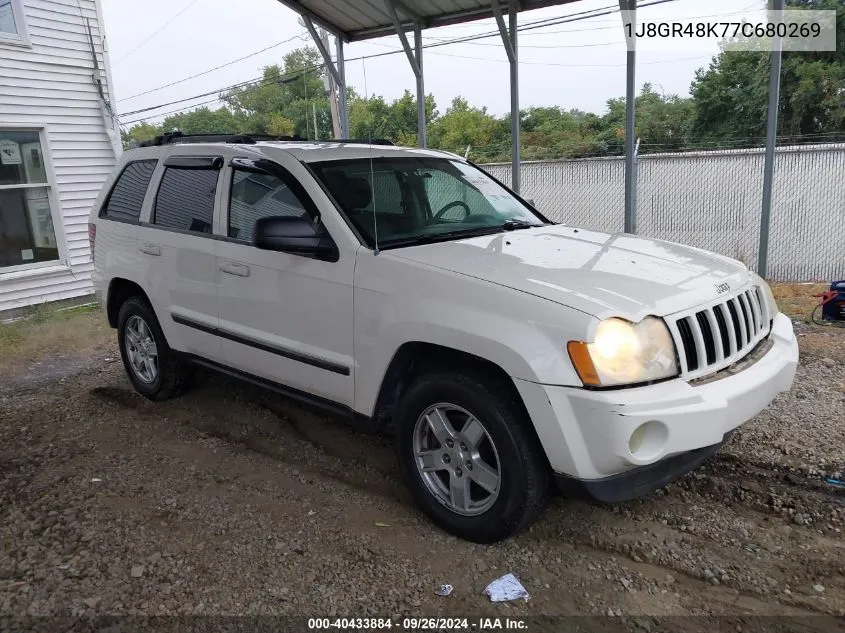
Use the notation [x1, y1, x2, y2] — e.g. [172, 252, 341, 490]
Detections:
[1, 326, 844, 630]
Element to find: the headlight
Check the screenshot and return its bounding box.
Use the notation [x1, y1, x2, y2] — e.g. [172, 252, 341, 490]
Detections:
[756, 276, 779, 318]
[567, 317, 679, 387]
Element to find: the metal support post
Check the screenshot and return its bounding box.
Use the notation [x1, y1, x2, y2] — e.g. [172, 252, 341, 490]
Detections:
[758, 0, 784, 277]
[414, 24, 426, 147]
[619, 0, 637, 234]
[492, 0, 520, 193]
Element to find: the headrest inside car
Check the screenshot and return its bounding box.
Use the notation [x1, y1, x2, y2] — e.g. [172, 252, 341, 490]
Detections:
[323, 171, 372, 211]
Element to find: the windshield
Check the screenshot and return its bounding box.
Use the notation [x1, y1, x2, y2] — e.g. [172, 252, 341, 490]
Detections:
[310, 157, 547, 249]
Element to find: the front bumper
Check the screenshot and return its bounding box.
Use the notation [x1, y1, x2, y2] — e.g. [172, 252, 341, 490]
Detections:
[514, 312, 798, 493]
[553, 433, 731, 503]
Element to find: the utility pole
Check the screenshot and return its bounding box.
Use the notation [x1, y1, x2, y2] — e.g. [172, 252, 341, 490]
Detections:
[319, 28, 342, 139]
[298, 19, 342, 139]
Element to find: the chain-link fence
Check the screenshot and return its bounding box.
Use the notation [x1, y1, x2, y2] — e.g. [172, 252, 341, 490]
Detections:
[481, 143, 845, 281]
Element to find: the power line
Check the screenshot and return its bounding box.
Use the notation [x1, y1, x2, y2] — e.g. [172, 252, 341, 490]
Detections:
[117, 0, 667, 109]
[424, 0, 760, 45]
[120, 77, 261, 118]
[428, 50, 712, 67]
[121, 65, 323, 124]
[425, 4, 758, 48]
[121, 47, 713, 125]
[112, 0, 201, 67]
[121, 46, 714, 123]
[123, 95, 228, 125]
[123, 0, 722, 124]
[118, 32, 309, 102]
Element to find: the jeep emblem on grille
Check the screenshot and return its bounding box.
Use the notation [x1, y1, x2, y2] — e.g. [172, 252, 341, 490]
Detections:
[715, 282, 730, 295]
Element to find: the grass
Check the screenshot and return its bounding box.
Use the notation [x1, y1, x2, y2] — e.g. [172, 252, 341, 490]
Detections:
[0, 302, 115, 376]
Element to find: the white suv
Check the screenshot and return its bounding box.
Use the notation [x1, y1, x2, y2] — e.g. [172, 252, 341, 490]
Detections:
[89, 132, 798, 543]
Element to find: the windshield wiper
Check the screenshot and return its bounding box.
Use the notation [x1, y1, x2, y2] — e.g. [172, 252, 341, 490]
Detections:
[501, 219, 537, 231]
[380, 226, 504, 249]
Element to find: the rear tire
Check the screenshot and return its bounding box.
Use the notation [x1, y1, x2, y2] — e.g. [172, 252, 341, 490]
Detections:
[117, 296, 192, 400]
[395, 370, 550, 543]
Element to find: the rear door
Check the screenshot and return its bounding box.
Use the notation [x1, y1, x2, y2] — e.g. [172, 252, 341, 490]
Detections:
[93, 157, 159, 301]
[136, 148, 225, 361]
[214, 154, 355, 407]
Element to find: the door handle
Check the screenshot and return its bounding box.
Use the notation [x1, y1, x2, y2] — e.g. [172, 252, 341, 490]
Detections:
[219, 261, 250, 277]
[139, 243, 161, 256]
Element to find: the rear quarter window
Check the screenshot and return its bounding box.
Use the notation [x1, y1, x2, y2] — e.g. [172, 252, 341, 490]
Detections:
[100, 160, 158, 222]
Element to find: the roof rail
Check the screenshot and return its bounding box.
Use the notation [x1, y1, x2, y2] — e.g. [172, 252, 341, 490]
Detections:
[138, 131, 397, 147]
[138, 131, 306, 147]
[329, 138, 396, 146]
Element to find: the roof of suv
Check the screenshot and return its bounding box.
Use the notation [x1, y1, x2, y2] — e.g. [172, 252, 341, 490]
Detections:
[129, 139, 463, 164]
[254, 141, 462, 163]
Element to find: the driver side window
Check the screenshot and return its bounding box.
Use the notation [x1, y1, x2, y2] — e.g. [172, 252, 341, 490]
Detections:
[422, 169, 495, 220]
[229, 168, 309, 240]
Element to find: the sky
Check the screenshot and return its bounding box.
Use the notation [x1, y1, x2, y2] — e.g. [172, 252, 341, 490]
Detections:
[101, 0, 765, 127]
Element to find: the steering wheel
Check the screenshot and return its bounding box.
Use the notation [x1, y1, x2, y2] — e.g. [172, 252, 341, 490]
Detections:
[434, 200, 471, 220]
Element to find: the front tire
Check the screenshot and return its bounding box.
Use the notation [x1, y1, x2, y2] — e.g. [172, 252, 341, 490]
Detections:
[395, 370, 550, 543]
[117, 296, 192, 400]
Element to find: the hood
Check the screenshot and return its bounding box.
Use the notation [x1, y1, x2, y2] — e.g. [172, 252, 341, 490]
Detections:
[386, 225, 750, 320]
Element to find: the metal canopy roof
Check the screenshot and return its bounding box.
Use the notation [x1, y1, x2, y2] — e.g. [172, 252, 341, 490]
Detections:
[276, 0, 581, 41]
[277, 0, 786, 277]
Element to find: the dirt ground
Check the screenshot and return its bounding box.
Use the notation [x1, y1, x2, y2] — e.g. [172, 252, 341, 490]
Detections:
[1, 292, 844, 630]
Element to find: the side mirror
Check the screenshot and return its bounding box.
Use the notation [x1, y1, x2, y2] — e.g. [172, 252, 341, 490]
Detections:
[253, 216, 337, 261]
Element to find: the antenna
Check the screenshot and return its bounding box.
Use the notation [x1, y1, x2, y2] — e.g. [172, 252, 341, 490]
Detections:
[362, 58, 379, 255]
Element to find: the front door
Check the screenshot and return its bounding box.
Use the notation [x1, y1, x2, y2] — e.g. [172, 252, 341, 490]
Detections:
[214, 155, 355, 408]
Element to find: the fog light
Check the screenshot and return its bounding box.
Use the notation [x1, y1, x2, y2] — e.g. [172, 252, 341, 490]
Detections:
[628, 421, 668, 461]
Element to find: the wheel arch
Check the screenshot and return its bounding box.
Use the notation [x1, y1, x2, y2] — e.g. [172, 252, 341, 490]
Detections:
[106, 278, 150, 328]
[371, 342, 542, 453]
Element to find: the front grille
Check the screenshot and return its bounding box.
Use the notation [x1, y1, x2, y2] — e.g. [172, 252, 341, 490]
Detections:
[667, 286, 770, 379]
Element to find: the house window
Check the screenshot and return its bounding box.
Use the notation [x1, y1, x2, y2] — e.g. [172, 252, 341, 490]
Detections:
[0, 130, 59, 270]
[0, 0, 26, 42]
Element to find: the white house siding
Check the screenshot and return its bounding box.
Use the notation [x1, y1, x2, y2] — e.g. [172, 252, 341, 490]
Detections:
[0, 0, 118, 312]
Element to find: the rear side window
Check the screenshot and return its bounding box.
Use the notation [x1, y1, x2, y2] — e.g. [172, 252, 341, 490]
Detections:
[101, 160, 157, 221]
[153, 168, 218, 234]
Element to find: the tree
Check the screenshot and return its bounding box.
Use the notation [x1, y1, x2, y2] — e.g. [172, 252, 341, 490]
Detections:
[222, 47, 333, 139]
[690, 0, 845, 146]
[521, 106, 605, 159]
[428, 97, 507, 161]
[347, 89, 437, 144]
[121, 24, 845, 160]
[161, 107, 244, 136]
[121, 121, 161, 148]
[598, 84, 694, 155]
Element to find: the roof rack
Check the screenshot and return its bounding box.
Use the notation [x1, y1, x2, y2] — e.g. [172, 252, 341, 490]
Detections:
[138, 131, 396, 147]
[328, 138, 396, 146]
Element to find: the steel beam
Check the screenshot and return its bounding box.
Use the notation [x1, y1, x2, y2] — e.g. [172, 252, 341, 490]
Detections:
[303, 17, 343, 89]
[392, 0, 426, 25]
[493, 1, 520, 192]
[758, 0, 784, 277]
[619, 0, 637, 233]
[274, 0, 346, 41]
[383, 0, 421, 76]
